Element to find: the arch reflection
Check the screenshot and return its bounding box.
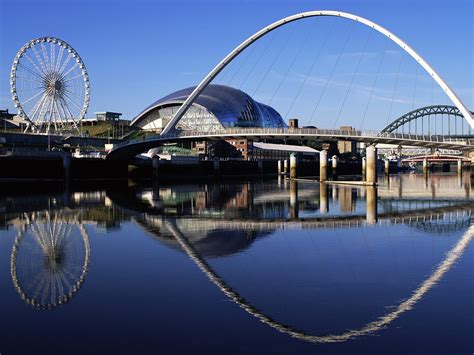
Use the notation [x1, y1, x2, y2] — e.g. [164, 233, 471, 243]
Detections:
[163, 219, 473, 343]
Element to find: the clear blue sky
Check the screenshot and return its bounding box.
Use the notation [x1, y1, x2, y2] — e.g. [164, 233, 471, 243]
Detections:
[0, 0, 472, 130]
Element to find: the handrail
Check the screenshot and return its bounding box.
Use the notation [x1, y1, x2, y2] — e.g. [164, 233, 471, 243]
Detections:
[110, 128, 473, 152]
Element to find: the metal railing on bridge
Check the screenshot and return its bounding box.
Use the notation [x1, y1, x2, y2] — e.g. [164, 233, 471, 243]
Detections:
[114, 128, 472, 150]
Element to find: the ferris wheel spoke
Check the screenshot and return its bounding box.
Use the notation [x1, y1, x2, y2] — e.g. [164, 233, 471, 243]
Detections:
[24, 53, 47, 78]
[56, 97, 69, 120]
[63, 73, 85, 82]
[31, 45, 48, 74]
[53, 99, 64, 124]
[61, 62, 80, 79]
[28, 92, 48, 121]
[18, 62, 45, 82]
[15, 76, 43, 85]
[36, 96, 51, 125]
[48, 93, 56, 129]
[57, 97, 70, 119]
[55, 45, 65, 73]
[59, 96, 76, 119]
[16, 87, 44, 94]
[22, 89, 47, 106]
[58, 54, 72, 77]
[50, 42, 55, 72]
[63, 91, 84, 112]
[64, 88, 86, 102]
[32, 271, 49, 301]
[40, 42, 50, 73]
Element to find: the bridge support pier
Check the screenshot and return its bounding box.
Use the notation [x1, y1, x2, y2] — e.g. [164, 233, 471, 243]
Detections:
[384, 159, 390, 175]
[362, 157, 366, 178]
[290, 180, 299, 219]
[284, 159, 288, 175]
[366, 146, 377, 185]
[397, 146, 403, 169]
[457, 159, 463, 175]
[319, 182, 328, 214]
[290, 153, 297, 179]
[423, 158, 428, 175]
[278, 160, 282, 175]
[332, 155, 338, 174]
[366, 186, 378, 225]
[257, 159, 263, 175]
[320, 150, 328, 182]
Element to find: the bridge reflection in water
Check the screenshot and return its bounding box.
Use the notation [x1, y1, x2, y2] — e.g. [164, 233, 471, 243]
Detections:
[117, 173, 473, 343]
[1, 173, 472, 348]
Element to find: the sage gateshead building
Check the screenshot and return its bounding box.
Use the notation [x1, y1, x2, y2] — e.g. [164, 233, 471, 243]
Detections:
[130, 84, 287, 132]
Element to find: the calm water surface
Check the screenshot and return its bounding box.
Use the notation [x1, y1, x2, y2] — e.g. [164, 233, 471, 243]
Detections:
[0, 173, 472, 354]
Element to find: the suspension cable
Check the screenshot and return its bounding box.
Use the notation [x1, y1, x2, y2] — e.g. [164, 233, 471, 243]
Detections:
[251, 25, 296, 98]
[267, 22, 315, 107]
[238, 31, 277, 91]
[359, 40, 388, 130]
[334, 29, 372, 129]
[308, 20, 355, 126]
[386, 51, 403, 127]
[284, 19, 338, 121]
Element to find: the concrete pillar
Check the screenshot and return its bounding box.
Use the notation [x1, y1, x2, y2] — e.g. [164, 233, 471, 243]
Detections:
[366, 186, 377, 225]
[457, 159, 463, 175]
[289, 179, 299, 219]
[362, 157, 366, 177]
[278, 160, 282, 175]
[213, 158, 220, 178]
[366, 145, 377, 185]
[290, 153, 297, 179]
[384, 159, 390, 175]
[257, 159, 263, 175]
[397, 145, 403, 168]
[423, 158, 428, 175]
[332, 184, 338, 200]
[284, 159, 288, 175]
[332, 155, 338, 169]
[319, 149, 328, 182]
[319, 182, 328, 214]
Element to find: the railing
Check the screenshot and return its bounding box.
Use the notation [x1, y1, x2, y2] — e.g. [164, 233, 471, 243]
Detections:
[112, 128, 473, 150]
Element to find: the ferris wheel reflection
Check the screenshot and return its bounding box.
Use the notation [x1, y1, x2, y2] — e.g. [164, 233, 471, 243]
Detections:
[10, 211, 90, 310]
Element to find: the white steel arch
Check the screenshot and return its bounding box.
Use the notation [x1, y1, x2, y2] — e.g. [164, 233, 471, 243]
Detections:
[161, 10, 474, 135]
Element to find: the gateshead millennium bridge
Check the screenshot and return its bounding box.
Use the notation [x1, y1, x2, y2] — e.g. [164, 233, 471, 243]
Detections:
[107, 11, 474, 161]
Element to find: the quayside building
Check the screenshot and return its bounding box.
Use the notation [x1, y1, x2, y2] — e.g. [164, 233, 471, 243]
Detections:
[130, 84, 318, 160]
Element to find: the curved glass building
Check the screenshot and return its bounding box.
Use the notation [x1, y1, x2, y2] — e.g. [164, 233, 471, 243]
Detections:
[130, 84, 287, 131]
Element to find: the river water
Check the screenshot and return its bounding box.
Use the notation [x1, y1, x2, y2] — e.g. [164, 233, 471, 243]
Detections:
[0, 173, 472, 354]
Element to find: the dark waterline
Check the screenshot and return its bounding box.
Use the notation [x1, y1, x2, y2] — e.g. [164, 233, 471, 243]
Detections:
[0, 173, 473, 354]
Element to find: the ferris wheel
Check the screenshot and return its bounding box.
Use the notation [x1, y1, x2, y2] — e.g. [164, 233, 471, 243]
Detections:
[10, 37, 90, 133]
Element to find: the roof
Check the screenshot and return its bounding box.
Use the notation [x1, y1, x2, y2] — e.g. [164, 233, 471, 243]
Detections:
[131, 84, 287, 129]
[252, 142, 320, 154]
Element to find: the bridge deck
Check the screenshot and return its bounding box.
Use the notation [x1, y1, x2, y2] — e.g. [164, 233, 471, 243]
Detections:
[107, 128, 474, 160]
